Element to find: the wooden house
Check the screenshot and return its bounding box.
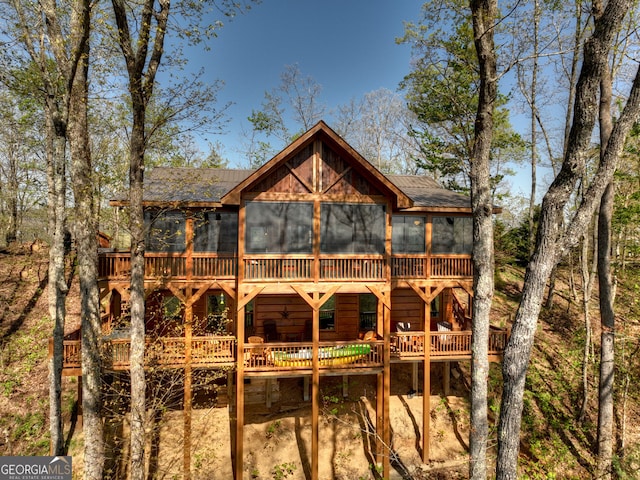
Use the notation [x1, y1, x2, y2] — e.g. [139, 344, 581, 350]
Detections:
[56, 121, 507, 479]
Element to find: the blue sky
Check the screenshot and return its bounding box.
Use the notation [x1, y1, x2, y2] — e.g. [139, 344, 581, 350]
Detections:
[188, 0, 425, 166]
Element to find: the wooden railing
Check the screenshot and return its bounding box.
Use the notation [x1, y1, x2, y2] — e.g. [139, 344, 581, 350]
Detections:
[243, 340, 384, 371]
[430, 255, 473, 277]
[391, 329, 508, 359]
[244, 256, 313, 280]
[98, 252, 236, 280]
[451, 291, 471, 328]
[319, 257, 384, 280]
[97, 252, 474, 281]
[57, 329, 508, 373]
[56, 336, 236, 371]
[192, 254, 237, 278]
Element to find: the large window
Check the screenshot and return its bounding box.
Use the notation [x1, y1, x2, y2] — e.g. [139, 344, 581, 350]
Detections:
[145, 210, 186, 252]
[194, 211, 238, 253]
[392, 215, 426, 254]
[245, 202, 313, 253]
[431, 216, 472, 254]
[320, 203, 385, 254]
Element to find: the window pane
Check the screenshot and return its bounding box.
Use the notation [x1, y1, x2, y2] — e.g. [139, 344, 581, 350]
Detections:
[321, 203, 385, 254]
[320, 295, 335, 331]
[432, 216, 472, 254]
[392, 216, 425, 254]
[245, 202, 313, 253]
[145, 210, 186, 252]
[359, 294, 377, 330]
[194, 211, 238, 253]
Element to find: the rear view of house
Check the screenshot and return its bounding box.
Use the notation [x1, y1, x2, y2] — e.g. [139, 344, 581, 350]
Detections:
[56, 121, 507, 479]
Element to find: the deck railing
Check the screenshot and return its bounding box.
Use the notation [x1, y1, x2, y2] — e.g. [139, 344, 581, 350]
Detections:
[391, 329, 508, 359]
[243, 340, 384, 371]
[58, 328, 508, 373]
[60, 335, 238, 370]
[98, 252, 473, 281]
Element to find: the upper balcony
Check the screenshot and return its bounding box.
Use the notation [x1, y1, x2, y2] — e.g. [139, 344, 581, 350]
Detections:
[97, 252, 473, 283]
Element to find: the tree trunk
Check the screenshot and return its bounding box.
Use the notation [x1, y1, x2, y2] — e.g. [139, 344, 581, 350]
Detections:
[528, 0, 539, 259]
[597, 182, 615, 479]
[109, 0, 171, 474]
[468, 0, 497, 478]
[46, 109, 68, 458]
[68, 13, 105, 476]
[578, 226, 597, 422]
[596, 18, 615, 473]
[129, 113, 147, 480]
[496, 1, 638, 477]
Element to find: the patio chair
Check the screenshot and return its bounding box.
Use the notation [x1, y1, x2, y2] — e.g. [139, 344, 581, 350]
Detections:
[436, 321, 453, 351]
[362, 330, 376, 342]
[247, 336, 268, 365]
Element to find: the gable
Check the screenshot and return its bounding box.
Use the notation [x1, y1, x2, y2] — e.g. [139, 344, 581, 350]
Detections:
[246, 140, 385, 197]
[223, 121, 409, 207]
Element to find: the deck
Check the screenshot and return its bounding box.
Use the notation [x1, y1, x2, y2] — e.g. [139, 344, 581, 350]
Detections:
[55, 329, 508, 376]
[97, 252, 473, 282]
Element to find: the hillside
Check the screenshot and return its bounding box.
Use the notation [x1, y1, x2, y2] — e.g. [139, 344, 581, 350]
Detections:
[0, 247, 639, 478]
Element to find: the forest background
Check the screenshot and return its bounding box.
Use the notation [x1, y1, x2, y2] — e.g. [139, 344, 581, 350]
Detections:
[1, 0, 640, 478]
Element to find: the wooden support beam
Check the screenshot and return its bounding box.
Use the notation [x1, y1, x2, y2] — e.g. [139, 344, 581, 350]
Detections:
[311, 303, 320, 480]
[303, 376, 310, 402]
[376, 373, 383, 462]
[422, 302, 431, 463]
[183, 288, 193, 480]
[265, 378, 272, 408]
[443, 362, 450, 396]
[234, 298, 246, 480]
[382, 300, 391, 478]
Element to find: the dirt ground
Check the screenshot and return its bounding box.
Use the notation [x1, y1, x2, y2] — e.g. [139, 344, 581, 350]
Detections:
[68, 363, 471, 480]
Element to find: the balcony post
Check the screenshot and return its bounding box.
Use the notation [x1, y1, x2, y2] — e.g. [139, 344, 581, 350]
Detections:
[422, 299, 431, 463]
[183, 287, 193, 480]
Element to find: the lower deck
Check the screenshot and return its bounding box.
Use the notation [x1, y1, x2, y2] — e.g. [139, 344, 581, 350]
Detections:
[57, 329, 508, 376]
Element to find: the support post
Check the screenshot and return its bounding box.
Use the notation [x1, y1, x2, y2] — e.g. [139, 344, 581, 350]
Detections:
[311, 303, 320, 480]
[422, 301, 431, 463]
[234, 300, 246, 480]
[184, 288, 193, 480]
[443, 362, 450, 396]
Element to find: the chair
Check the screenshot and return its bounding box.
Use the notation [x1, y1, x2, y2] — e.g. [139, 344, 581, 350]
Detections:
[263, 320, 279, 342]
[395, 322, 412, 352]
[247, 336, 267, 365]
[362, 330, 376, 342]
[437, 321, 453, 350]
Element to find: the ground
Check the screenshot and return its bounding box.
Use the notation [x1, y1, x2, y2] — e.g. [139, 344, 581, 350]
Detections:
[68, 364, 473, 479]
[2, 247, 640, 479]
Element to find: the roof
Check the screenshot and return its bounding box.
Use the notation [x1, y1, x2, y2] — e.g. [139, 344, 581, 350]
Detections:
[112, 167, 472, 211]
[111, 121, 474, 212]
[111, 168, 254, 205]
[387, 175, 473, 210]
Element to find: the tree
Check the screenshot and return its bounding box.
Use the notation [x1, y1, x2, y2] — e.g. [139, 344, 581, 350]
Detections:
[0, 85, 46, 246]
[244, 64, 325, 166]
[496, 1, 640, 477]
[468, 0, 498, 477]
[108, 1, 250, 477]
[398, 0, 524, 193]
[1, 0, 98, 469]
[333, 88, 421, 174]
